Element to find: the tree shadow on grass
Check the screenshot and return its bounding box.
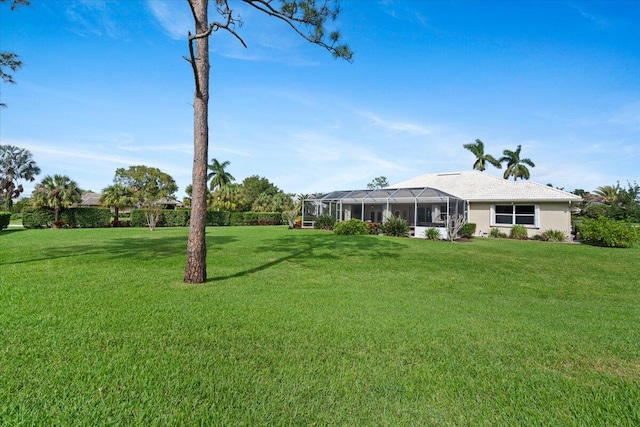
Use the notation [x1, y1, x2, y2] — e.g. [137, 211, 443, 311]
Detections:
[3, 233, 238, 266]
[210, 233, 407, 282]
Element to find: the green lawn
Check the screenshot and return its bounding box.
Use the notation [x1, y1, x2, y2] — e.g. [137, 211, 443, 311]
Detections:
[1, 226, 638, 425]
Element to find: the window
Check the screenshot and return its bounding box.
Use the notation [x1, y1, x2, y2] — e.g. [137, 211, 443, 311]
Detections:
[493, 205, 537, 226]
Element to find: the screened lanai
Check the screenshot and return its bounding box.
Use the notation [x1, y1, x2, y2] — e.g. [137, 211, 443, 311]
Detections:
[302, 187, 467, 236]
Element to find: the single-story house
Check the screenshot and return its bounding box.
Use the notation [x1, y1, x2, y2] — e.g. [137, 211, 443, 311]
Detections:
[302, 171, 581, 239]
[78, 192, 183, 210]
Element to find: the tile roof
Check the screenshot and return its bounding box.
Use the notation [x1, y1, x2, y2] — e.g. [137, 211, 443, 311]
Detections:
[390, 171, 581, 202]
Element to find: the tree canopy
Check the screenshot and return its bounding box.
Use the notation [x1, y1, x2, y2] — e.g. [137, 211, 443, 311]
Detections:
[367, 176, 389, 190]
[0, 144, 40, 210]
[463, 139, 501, 172]
[113, 165, 178, 208]
[499, 145, 535, 181]
[31, 174, 82, 222]
[0, 0, 30, 108]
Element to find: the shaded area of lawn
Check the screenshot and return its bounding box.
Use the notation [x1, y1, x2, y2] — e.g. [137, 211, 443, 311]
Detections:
[1, 227, 639, 425]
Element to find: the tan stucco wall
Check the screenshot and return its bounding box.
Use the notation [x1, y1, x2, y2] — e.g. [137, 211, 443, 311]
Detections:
[469, 202, 573, 239]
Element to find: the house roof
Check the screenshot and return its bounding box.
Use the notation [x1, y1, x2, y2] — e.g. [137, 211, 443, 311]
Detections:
[80, 192, 102, 206]
[390, 171, 581, 203]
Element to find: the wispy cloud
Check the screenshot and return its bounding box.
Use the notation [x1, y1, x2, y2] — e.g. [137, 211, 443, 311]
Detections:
[358, 110, 432, 136]
[568, 2, 611, 29]
[64, 0, 124, 39]
[146, 0, 191, 40]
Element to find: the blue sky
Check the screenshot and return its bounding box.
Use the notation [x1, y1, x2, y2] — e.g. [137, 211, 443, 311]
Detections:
[1, 0, 639, 199]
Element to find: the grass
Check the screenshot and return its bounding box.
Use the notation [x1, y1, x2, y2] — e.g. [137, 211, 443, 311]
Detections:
[1, 226, 639, 425]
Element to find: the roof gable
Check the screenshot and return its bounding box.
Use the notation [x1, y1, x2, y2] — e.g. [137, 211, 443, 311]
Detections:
[390, 171, 581, 202]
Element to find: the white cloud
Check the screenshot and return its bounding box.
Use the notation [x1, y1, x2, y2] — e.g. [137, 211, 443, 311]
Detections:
[146, 0, 191, 40]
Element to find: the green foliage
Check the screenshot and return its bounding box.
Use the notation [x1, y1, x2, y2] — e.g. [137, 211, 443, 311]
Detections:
[163, 209, 191, 227]
[22, 208, 54, 228]
[114, 165, 178, 208]
[207, 210, 230, 226]
[0, 210, 10, 230]
[2, 227, 638, 425]
[366, 222, 381, 235]
[424, 227, 441, 241]
[382, 216, 409, 237]
[509, 224, 528, 240]
[460, 223, 477, 238]
[228, 211, 283, 226]
[0, 144, 41, 210]
[73, 208, 111, 228]
[577, 217, 639, 248]
[314, 214, 336, 230]
[583, 203, 610, 219]
[333, 218, 369, 235]
[489, 227, 508, 238]
[539, 229, 567, 242]
[500, 145, 535, 181]
[130, 209, 152, 227]
[31, 174, 82, 221]
[366, 176, 389, 190]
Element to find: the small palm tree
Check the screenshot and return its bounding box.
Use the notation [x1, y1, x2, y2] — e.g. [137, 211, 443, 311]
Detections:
[499, 145, 536, 181]
[207, 158, 235, 191]
[463, 139, 501, 172]
[593, 184, 621, 205]
[100, 183, 133, 224]
[32, 174, 82, 222]
[0, 144, 41, 210]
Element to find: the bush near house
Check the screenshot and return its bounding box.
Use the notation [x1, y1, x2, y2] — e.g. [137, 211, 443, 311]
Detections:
[424, 227, 441, 240]
[382, 216, 410, 237]
[314, 214, 336, 230]
[489, 227, 508, 238]
[367, 222, 382, 235]
[333, 218, 369, 235]
[510, 224, 528, 240]
[577, 217, 639, 248]
[0, 211, 10, 230]
[460, 223, 477, 238]
[539, 229, 567, 242]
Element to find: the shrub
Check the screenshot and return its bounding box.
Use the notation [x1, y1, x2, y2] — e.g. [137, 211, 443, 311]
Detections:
[333, 219, 369, 235]
[489, 227, 507, 238]
[367, 222, 381, 235]
[510, 224, 528, 240]
[577, 217, 639, 248]
[382, 216, 410, 237]
[540, 229, 566, 242]
[424, 227, 440, 241]
[130, 209, 151, 227]
[207, 210, 230, 226]
[73, 208, 111, 228]
[460, 223, 476, 238]
[582, 203, 610, 219]
[163, 209, 191, 227]
[0, 211, 11, 230]
[22, 208, 54, 229]
[314, 214, 336, 230]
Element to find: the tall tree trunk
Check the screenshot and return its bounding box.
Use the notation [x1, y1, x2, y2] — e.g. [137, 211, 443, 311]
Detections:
[184, 0, 210, 283]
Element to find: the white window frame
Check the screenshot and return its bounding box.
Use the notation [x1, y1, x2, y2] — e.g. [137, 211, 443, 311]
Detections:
[490, 204, 539, 227]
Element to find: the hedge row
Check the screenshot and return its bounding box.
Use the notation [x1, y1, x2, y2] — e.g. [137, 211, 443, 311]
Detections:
[128, 209, 283, 227]
[22, 208, 112, 228]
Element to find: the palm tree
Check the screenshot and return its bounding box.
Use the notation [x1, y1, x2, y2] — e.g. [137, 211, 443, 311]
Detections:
[100, 183, 133, 224]
[593, 184, 621, 205]
[32, 174, 82, 222]
[207, 158, 235, 191]
[462, 139, 501, 172]
[499, 145, 536, 181]
[0, 144, 41, 210]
